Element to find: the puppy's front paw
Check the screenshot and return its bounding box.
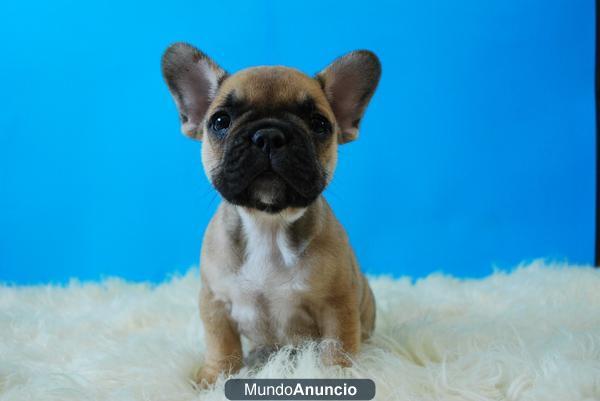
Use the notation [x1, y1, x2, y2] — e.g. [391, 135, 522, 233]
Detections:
[194, 366, 222, 389]
[321, 351, 353, 368]
[319, 342, 353, 368]
[195, 356, 243, 389]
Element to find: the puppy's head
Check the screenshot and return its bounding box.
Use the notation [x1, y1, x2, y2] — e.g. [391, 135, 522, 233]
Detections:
[162, 43, 380, 213]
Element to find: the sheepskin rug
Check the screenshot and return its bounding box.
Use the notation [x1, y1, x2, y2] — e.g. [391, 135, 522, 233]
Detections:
[1, 261, 600, 401]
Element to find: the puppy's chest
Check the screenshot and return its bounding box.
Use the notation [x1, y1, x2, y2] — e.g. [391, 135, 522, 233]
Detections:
[211, 220, 315, 344]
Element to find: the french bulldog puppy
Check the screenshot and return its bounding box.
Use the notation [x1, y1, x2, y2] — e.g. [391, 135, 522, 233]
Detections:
[161, 43, 381, 385]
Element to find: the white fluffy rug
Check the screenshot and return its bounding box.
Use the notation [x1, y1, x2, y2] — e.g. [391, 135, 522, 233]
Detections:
[1, 261, 600, 401]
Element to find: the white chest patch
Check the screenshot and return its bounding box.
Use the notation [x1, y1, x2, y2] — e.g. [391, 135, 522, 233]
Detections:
[208, 208, 314, 345]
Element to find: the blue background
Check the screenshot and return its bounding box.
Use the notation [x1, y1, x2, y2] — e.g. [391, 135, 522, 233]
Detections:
[0, 0, 595, 284]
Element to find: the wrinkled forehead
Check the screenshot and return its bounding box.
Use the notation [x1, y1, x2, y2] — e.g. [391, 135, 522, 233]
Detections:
[211, 66, 333, 117]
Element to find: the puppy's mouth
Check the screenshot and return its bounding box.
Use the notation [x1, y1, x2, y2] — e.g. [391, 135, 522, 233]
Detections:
[246, 171, 288, 211]
[211, 123, 326, 213]
[225, 165, 321, 214]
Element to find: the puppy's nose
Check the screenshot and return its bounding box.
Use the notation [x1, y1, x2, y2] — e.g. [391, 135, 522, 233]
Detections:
[251, 128, 287, 155]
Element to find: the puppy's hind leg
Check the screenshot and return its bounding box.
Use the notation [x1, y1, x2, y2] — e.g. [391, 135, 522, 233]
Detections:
[359, 279, 376, 341]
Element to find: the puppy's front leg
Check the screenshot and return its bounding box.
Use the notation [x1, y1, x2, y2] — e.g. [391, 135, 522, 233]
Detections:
[197, 287, 242, 386]
[319, 293, 361, 367]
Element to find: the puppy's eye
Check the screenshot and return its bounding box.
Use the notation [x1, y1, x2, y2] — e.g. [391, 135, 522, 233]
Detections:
[211, 112, 231, 136]
[310, 115, 331, 135]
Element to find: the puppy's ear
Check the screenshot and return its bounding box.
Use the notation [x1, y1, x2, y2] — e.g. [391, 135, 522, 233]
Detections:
[317, 50, 381, 144]
[161, 43, 227, 140]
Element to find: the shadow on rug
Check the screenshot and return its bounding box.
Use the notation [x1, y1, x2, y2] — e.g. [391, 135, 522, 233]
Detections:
[1, 261, 599, 401]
